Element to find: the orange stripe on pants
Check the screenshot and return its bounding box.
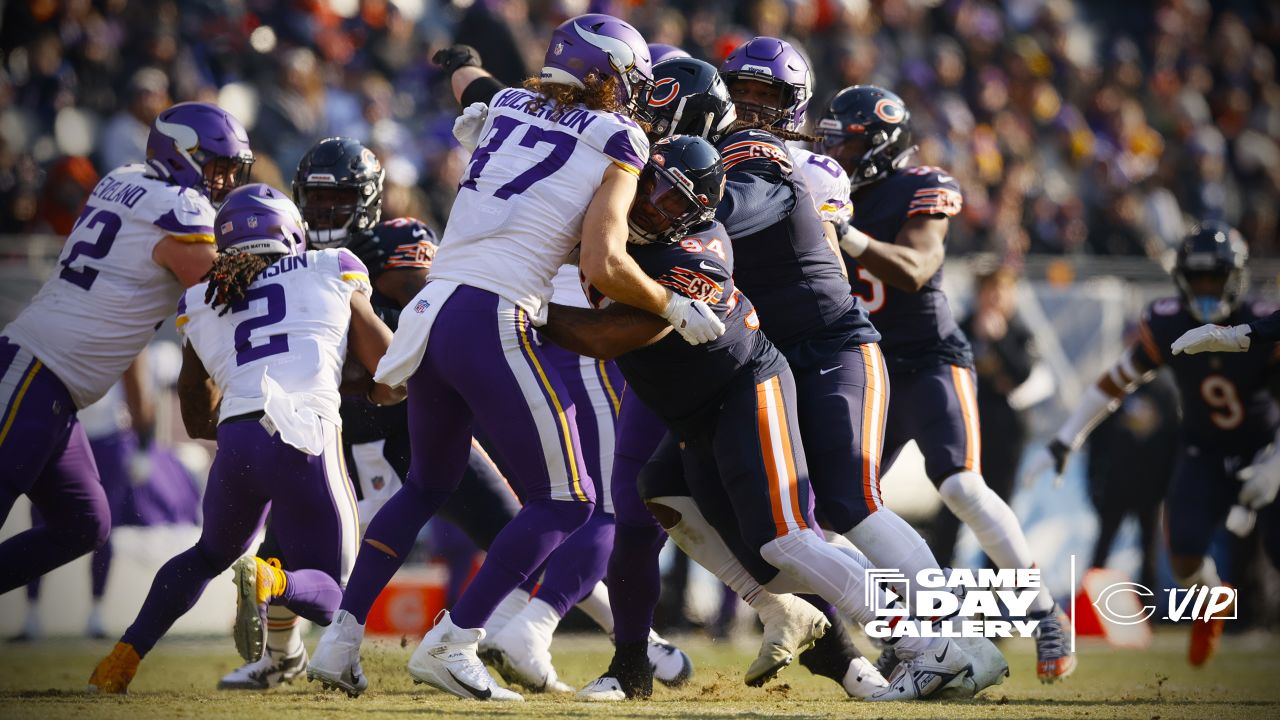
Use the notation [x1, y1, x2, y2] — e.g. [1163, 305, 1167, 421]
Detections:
[769, 377, 807, 532]
[950, 365, 982, 474]
[860, 344, 888, 510]
[757, 377, 790, 535]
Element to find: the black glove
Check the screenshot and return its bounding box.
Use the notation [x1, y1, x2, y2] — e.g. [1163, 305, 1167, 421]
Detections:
[1046, 438, 1070, 475]
[345, 231, 390, 275]
[432, 45, 483, 76]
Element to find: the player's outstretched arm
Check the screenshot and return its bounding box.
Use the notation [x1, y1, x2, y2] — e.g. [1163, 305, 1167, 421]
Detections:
[837, 215, 947, 292]
[1171, 323, 1253, 354]
[154, 235, 217, 288]
[177, 342, 220, 441]
[348, 291, 406, 406]
[581, 165, 726, 345]
[1024, 347, 1157, 487]
[542, 302, 671, 360]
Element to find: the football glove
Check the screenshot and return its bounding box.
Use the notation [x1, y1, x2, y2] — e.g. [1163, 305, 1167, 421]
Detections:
[453, 102, 489, 152]
[432, 44, 483, 76]
[661, 292, 726, 346]
[1171, 323, 1251, 355]
[1238, 444, 1280, 510]
[1022, 439, 1071, 489]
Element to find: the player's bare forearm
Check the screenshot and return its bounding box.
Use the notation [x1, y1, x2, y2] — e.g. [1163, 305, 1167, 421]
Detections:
[348, 291, 395, 376]
[121, 355, 155, 440]
[581, 166, 671, 316]
[374, 267, 429, 308]
[369, 382, 407, 406]
[177, 343, 220, 440]
[823, 222, 849, 280]
[856, 216, 948, 292]
[543, 302, 670, 359]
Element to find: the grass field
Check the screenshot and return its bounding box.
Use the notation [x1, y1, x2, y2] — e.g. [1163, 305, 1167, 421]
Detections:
[1, 629, 1278, 719]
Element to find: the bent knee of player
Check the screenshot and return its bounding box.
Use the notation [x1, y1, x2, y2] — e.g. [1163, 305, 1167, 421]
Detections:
[938, 470, 992, 512]
[643, 499, 682, 529]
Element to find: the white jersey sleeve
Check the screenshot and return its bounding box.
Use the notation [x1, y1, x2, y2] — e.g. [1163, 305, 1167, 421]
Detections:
[178, 248, 367, 425]
[791, 148, 853, 224]
[427, 87, 648, 325]
[3, 165, 215, 408]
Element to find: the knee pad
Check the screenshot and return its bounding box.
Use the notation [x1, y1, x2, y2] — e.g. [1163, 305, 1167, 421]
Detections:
[938, 471, 993, 518]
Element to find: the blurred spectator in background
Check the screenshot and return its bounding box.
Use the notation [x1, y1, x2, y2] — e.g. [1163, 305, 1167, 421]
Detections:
[933, 266, 1048, 566]
[97, 68, 170, 172]
[0, 0, 1277, 259]
[1086, 344, 1180, 592]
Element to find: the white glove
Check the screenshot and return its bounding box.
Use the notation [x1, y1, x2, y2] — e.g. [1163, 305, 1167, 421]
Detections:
[836, 222, 873, 257]
[452, 102, 489, 152]
[1238, 445, 1280, 510]
[1171, 323, 1251, 355]
[1226, 505, 1257, 537]
[660, 292, 726, 345]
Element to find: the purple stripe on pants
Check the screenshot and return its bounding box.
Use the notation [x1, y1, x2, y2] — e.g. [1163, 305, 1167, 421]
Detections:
[0, 337, 109, 595]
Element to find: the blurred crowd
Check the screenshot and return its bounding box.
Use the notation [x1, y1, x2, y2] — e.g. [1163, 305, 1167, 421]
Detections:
[2, 0, 1279, 259]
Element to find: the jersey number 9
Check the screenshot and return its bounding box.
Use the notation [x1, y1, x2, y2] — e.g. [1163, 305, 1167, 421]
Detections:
[1200, 374, 1244, 430]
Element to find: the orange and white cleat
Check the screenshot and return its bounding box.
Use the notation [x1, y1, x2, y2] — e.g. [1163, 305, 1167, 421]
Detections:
[87, 642, 141, 694]
[1032, 606, 1077, 683]
[1189, 586, 1234, 667]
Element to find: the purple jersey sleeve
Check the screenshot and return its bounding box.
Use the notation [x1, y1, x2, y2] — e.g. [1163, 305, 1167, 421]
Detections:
[152, 191, 215, 243]
[336, 248, 372, 295]
[603, 127, 647, 176]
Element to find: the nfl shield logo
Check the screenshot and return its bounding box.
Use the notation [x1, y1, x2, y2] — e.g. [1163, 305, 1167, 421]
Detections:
[554, 41, 564, 56]
[247, 215, 259, 228]
[415, 299, 430, 314]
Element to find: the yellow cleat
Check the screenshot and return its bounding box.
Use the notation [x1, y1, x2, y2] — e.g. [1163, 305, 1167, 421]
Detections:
[233, 556, 287, 663]
[87, 642, 141, 694]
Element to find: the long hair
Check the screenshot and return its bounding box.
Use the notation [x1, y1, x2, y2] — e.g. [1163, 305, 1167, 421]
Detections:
[521, 75, 624, 118]
[203, 252, 280, 316]
[728, 118, 820, 144]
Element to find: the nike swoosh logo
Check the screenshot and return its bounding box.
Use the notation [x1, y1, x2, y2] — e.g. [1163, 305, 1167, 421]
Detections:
[937, 174, 954, 183]
[447, 668, 492, 699]
[820, 365, 843, 375]
[934, 645, 948, 663]
[698, 261, 720, 272]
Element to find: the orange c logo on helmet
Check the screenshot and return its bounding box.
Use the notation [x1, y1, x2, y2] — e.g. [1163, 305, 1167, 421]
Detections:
[649, 78, 681, 107]
[874, 98, 905, 123]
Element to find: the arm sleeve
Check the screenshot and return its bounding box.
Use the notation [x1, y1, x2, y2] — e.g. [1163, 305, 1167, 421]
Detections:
[152, 192, 215, 244]
[175, 292, 190, 335]
[336, 249, 372, 296]
[716, 174, 797, 238]
[460, 75, 507, 107]
[602, 125, 647, 176]
[1250, 309, 1280, 344]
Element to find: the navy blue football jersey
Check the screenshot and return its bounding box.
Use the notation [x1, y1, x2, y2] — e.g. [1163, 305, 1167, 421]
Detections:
[848, 165, 971, 372]
[1133, 297, 1280, 454]
[606, 222, 787, 437]
[714, 129, 879, 369]
[342, 217, 437, 445]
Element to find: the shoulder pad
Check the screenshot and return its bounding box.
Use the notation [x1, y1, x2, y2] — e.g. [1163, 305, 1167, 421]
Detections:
[718, 129, 793, 177]
[376, 218, 438, 271]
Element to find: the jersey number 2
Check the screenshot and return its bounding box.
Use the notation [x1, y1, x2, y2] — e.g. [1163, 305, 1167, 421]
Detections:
[460, 116, 577, 198]
[232, 284, 289, 366]
[59, 205, 122, 291]
[1200, 375, 1244, 430]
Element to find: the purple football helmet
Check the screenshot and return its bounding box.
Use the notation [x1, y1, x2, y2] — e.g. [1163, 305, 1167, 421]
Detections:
[719, 37, 812, 131]
[648, 43, 691, 64]
[214, 184, 306, 257]
[541, 13, 654, 116]
[146, 102, 254, 204]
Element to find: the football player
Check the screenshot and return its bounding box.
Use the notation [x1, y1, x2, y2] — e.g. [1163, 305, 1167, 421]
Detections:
[1030, 223, 1280, 666]
[87, 185, 402, 693]
[309, 14, 721, 702]
[1, 102, 251, 595]
[818, 85, 1074, 683]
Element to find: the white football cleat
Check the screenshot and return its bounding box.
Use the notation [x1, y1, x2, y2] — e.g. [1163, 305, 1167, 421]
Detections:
[408, 611, 523, 701]
[867, 639, 977, 702]
[745, 594, 830, 687]
[307, 610, 369, 697]
[842, 655, 890, 699]
[954, 636, 1010, 693]
[482, 599, 571, 693]
[219, 647, 308, 690]
[647, 631, 694, 687]
[576, 675, 628, 702]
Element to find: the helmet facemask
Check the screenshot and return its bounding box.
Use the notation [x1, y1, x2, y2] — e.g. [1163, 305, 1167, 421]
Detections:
[627, 164, 712, 245]
[1176, 268, 1247, 323]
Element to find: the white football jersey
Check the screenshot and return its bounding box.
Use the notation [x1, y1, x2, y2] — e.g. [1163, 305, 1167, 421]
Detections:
[177, 248, 371, 424]
[791, 148, 853, 224]
[4, 165, 215, 408]
[550, 263, 589, 309]
[429, 86, 649, 325]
